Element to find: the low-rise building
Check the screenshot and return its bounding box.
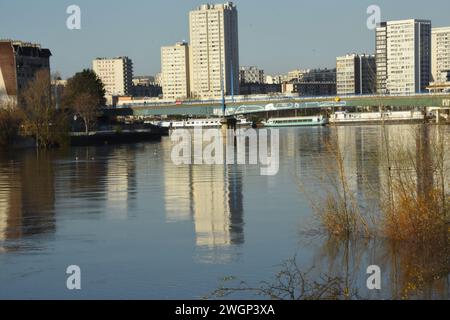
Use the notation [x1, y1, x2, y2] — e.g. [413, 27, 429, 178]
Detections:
[283, 81, 336, 96]
[154, 73, 163, 87]
[132, 83, 162, 98]
[239, 66, 265, 84]
[302, 68, 336, 82]
[132, 76, 154, 86]
[265, 74, 287, 84]
[287, 69, 309, 82]
[240, 83, 281, 95]
[427, 70, 450, 93]
[0, 40, 52, 104]
[132, 76, 159, 97]
[282, 68, 336, 96]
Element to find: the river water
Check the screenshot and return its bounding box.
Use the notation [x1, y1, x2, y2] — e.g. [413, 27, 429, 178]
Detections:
[0, 125, 449, 299]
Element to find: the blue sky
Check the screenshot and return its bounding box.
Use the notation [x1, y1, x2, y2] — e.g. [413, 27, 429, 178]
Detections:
[1, 0, 449, 78]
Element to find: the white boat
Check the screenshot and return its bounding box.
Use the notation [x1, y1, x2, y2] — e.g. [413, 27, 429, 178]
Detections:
[262, 115, 328, 127]
[150, 117, 251, 129]
[329, 111, 424, 124]
[235, 116, 253, 127]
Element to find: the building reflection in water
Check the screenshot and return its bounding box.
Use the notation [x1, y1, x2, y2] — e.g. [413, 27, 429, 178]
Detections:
[163, 132, 245, 262]
[0, 151, 56, 253]
[64, 146, 137, 219]
[163, 160, 193, 223]
[0, 168, 23, 246]
[105, 147, 137, 219]
[340, 126, 382, 205]
[0, 145, 139, 253]
[192, 165, 244, 248]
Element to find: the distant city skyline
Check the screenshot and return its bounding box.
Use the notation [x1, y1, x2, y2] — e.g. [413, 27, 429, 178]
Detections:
[1, 0, 450, 78]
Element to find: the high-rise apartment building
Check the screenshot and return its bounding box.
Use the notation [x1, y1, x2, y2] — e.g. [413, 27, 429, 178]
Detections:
[376, 19, 432, 94]
[92, 57, 133, 102]
[189, 2, 239, 98]
[432, 27, 450, 82]
[336, 54, 376, 95]
[161, 42, 190, 99]
[0, 40, 51, 103]
[375, 23, 388, 94]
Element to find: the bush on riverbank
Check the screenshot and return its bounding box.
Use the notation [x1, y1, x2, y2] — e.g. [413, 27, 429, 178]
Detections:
[309, 125, 449, 244]
[379, 125, 449, 244]
[304, 136, 374, 240]
[19, 70, 71, 148]
[0, 102, 23, 148]
[0, 71, 71, 149]
[308, 124, 450, 298]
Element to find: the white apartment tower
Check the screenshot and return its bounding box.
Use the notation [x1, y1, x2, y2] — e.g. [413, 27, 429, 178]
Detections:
[376, 19, 431, 94]
[93, 57, 133, 101]
[189, 2, 239, 98]
[336, 54, 376, 95]
[432, 27, 450, 83]
[161, 42, 190, 99]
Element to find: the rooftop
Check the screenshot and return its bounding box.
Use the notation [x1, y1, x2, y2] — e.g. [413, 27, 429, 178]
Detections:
[0, 39, 52, 57]
[196, 2, 236, 11]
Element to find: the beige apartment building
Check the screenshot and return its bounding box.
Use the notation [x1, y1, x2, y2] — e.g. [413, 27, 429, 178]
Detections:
[161, 42, 190, 100]
[189, 2, 239, 98]
[336, 54, 376, 95]
[92, 57, 133, 103]
[432, 27, 450, 83]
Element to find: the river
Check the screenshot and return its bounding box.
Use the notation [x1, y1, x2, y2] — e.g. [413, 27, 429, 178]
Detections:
[0, 125, 449, 299]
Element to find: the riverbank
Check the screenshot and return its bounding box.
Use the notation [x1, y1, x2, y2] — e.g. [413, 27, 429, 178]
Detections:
[69, 126, 169, 146]
[1, 125, 169, 150]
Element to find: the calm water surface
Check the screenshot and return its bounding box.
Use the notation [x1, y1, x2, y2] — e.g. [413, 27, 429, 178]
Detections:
[0, 126, 449, 299]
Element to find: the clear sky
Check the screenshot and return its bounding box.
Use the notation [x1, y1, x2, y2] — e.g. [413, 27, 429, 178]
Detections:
[1, 0, 449, 79]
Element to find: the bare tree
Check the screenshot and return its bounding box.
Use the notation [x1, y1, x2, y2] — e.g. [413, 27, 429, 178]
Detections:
[72, 92, 101, 135]
[206, 257, 358, 300]
[20, 69, 67, 148]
